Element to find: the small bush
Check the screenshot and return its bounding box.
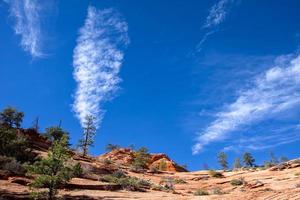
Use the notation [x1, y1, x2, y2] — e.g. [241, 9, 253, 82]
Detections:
[101, 172, 151, 191]
[211, 187, 224, 195]
[295, 172, 300, 177]
[160, 177, 174, 191]
[0, 156, 25, 175]
[174, 178, 187, 184]
[103, 158, 113, 165]
[194, 189, 209, 196]
[208, 170, 223, 178]
[230, 177, 245, 186]
[151, 184, 168, 191]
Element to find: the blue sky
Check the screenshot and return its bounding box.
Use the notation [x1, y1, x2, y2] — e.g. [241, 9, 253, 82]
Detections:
[1, 0, 300, 170]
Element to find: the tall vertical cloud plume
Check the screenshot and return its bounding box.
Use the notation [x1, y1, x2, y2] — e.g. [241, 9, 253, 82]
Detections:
[3, 0, 45, 58]
[73, 6, 129, 128]
[192, 54, 300, 154]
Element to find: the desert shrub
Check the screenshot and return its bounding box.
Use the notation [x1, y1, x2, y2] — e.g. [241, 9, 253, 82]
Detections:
[103, 158, 113, 165]
[208, 170, 223, 178]
[174, 178, 187, 184]
[113, 170, 127, 178]
[230, 177, 246, 186]
[101, 172, 151, 191]
[264, 161, 275, 169]
[194, 189, 209, 196]
[0, 127, 35, 163]
[295, 172, 300, 177]
[72, 163, 84, 177]
[160, 177, 174, 191]
[131, 147, 150, 171]
[211, 187, 224, 195]
[105, 144, 120, 152]
[151, 184, 168, 191]
[0, 156, 26, 176]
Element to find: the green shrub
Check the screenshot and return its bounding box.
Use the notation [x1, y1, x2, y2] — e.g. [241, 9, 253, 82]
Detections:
[211, 187, 224, 195]
[160, 177, 174, 191]
[0, 156, 26, 176]
[208, 170, 223, 178]
[230, 177, 245, 186]
[103, 158, 113, 165]
[101, 172, 151, 191]
[174, 178, 187, 184]
[131, 147, 150, 171]
[194, 189, 209, 196]
[105, 144, 120, 152]
[151, 184, 168, 191]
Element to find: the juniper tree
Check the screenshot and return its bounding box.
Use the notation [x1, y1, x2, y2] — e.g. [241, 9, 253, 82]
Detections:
[45, 126, 69, 143]
[27, 135, 81, 200]
[233, 157, 242, 169]
[217, 152, 228, 170]
[78, 115, 96, 157]
[0, 106, 24, 128]
[0, 107, 33, 162]
[243, 152, 255, 167]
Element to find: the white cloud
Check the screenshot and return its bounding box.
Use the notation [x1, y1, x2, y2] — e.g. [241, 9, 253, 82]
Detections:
[193, 54, 300, 154]
[4, 0, 45, 58]
[204, 0, 233, 28]
[73, 6, 129, 128]
[196, 0, 234, 52]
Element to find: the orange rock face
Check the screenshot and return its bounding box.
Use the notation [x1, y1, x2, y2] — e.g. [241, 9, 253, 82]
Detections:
[97, 148, 188, 172]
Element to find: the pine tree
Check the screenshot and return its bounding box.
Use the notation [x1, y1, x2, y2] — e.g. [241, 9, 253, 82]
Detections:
[233, 157, 242, 169]
[243, 152, 255, 167]
[27, 135, 81, 200]
[78, 115, 96, 157]
[217, 152, 228, 170]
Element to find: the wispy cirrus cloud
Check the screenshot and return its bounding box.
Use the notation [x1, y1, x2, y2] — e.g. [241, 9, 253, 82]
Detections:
[196, 0, 235, 52]
[73, 6, 129, 128]
[203, 0, 234, 28]
[193, 53, 300, 154]
[3, 0, 46, 58]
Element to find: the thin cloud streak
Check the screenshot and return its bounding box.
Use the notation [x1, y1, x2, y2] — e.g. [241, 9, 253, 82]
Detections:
[204, 0, 233, 28]
[73, 6, 129, 128]
[196, 0, 234, 52]
[4, 0, 44, 58]
[193, 54, 300, 154]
